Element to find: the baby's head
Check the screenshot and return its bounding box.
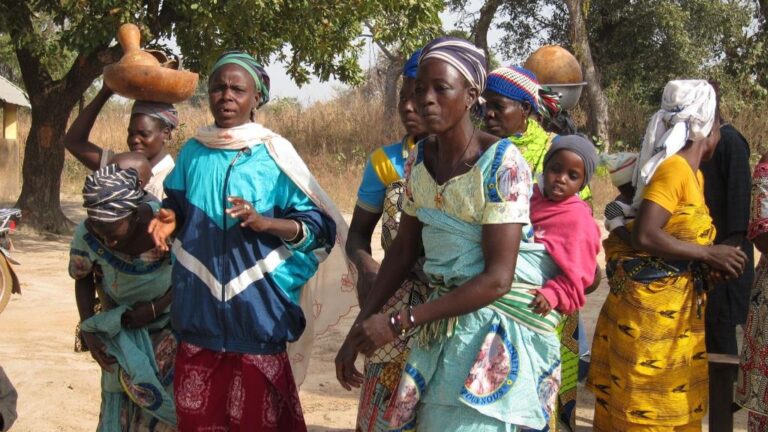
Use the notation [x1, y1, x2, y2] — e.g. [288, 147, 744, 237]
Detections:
[109, 152, 152, 189]
[541, 134, 597, 202]
[601, 152, 638, 201]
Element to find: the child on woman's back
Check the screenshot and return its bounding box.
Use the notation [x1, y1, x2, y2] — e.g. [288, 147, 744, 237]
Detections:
[529, 135, 602, 315]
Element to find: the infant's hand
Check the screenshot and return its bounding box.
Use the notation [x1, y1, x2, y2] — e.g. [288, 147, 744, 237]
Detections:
[528, 290, 552, 316]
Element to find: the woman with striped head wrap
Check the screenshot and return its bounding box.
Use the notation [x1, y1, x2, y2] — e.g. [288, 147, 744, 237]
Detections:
[347, 47, 431, 431]
[70, 163, 177, 430]
[337, 36, 562, 431]
[150, 50, 351, 431]
[63, 85, 179, 200]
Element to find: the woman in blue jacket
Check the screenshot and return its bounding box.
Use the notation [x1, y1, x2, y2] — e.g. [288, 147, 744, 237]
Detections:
[150, 51, 338, 431]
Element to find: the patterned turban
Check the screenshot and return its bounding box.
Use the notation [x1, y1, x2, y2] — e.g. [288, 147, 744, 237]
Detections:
[486, 66, 561, 122]
[131, 101, 179, 130]
[82, 164, 145, 222]
[419, 36, 487, 93]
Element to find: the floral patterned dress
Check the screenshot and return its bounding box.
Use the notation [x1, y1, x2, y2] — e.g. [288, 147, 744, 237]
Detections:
[384, 138, 563, 431]
[737, 161, 768, 431]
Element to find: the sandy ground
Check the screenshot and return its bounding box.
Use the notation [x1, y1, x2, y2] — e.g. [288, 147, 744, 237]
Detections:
[0, 199, 748, 431]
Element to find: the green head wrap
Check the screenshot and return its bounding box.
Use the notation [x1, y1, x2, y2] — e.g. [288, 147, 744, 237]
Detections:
[210, 51, 271, 108]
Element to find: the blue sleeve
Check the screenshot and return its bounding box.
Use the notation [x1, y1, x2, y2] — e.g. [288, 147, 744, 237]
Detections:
[356, 157, 386, 213]
[275, 173, 337, 254]
[162, 142, 188, 228]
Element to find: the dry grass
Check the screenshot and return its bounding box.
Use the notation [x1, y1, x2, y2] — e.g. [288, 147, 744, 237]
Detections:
[12, 89, 768, 215]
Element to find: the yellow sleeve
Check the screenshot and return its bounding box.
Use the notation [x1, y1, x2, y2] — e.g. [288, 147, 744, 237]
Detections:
[370, 148, 401, 186]
[642, 156, 687, 213]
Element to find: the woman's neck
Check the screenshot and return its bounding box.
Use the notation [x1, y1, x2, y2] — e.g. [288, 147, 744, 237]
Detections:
[435, 118, 478, 165]
[677, 141, 705, 172]
[149, 148, 169, 167]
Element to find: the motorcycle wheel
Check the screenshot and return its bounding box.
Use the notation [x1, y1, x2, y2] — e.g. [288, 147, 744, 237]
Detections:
[0, 255, 12, 315]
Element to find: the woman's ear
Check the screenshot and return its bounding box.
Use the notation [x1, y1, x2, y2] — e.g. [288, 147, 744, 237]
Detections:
[467, 87, 479, 109]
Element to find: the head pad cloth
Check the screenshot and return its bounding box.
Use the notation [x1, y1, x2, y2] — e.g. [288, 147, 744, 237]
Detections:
[210, 51, 271, 108]
[486, 66, 561, 122]
[131, 101, 179, 130]
[402, 48, 422, 79]
[601, 152, 638, 187]
[632, 80, 716, 207]
[82, 164, 145, 222]
[419, 36, 487, 94]
[543, 134, 598, 190]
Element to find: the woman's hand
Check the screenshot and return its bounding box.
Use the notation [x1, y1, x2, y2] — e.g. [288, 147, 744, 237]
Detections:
[148, 208, 176, 252]
[704, 244, 748, 279]
[349, 313, 397, 357]
[528, 290, 552, 316]
[226, 196, 271, 231]
[334, 337, 364, 391]
[121, 301, 157, 329]
[81, 331, 116, 372]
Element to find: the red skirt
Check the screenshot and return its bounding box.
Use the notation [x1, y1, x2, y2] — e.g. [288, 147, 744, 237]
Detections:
[174, 342, 307, 431]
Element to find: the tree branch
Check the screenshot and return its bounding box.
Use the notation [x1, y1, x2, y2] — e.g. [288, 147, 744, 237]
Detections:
[473, 0, 503, 64]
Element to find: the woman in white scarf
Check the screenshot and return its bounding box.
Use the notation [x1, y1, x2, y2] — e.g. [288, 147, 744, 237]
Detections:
[631, 80, 718, 208]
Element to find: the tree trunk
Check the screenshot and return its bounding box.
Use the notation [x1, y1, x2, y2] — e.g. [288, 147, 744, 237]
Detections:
[15, 94, 75, 233]
[12, 46, 116, 234]
[564, 0, 612, 151]
[473, 0, 503, 67]
[383, 56, 402, 122]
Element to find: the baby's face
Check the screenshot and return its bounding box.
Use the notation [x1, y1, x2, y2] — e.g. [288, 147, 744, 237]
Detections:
[542, 150, 584, 202]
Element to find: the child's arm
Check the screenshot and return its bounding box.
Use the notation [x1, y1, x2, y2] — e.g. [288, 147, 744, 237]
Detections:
[604, 200, 633, 245]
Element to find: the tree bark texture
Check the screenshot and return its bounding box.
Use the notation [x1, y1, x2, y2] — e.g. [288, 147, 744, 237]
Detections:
[473, 0, 502, 67]
[564, 0, 612, 151]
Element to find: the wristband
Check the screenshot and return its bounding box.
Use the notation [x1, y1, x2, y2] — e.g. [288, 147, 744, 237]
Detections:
[286, 220, 302, 243]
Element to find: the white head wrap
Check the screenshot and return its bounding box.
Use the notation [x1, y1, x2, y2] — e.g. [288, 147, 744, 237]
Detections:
[601, 152, 638, 187]
[631, 80, 716, 207]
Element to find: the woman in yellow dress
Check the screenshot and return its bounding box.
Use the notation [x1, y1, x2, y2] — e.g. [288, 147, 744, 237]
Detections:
[587, 80, 748, 431]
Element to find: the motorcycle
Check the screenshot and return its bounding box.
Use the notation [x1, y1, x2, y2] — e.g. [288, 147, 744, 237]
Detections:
[0, 208, 21, 314]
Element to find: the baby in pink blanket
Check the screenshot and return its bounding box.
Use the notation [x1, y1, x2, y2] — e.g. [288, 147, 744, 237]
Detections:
[529, 134, 602, 315]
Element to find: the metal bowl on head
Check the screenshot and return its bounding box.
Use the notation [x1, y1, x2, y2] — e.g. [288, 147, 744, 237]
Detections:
[546, 82, 587, 111]
[103, 24, 198, 103]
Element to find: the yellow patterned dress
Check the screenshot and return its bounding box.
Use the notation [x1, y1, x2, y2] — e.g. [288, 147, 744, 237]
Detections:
[587, 155, 715, 431]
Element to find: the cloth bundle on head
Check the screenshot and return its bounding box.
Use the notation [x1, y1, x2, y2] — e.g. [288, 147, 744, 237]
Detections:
[543, 134, 598, 190]
[210, 51, 271, 107]
[419, 36, 487, 93]
[82, 164, 145, 222]
[486, 66, 561, 122]
[402, 48, 422, 79]
[131, 101, 179, 130]
[601, 152, 638, 187]
[632, 80, 716, 206]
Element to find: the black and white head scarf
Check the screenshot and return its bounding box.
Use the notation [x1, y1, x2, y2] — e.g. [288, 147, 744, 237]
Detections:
[82, 164, 145, 222]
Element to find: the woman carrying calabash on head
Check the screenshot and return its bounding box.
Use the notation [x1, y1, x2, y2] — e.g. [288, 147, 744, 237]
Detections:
[149, 51, 350, 431]
[346, 49, 432, 432]
[63, 88, 178, 199]
[336, 36, 564, 431]
[587, 80, 748, 431]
